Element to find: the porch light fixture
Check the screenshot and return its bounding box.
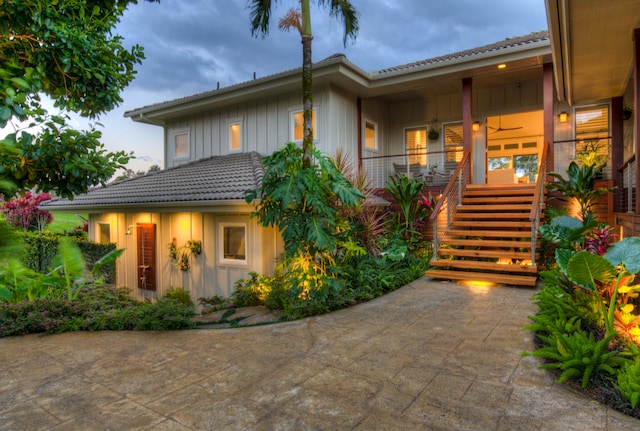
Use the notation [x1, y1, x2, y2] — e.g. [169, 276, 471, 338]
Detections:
[497, 63, 507, 69]
[126, 225, 135, 235]
[558, 111, 568, 123]
[472, 121, 481, 132]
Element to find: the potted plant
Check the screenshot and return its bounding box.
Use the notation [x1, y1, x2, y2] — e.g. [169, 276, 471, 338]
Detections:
[428, 126, 439, 141]
[623, 104, 633, 121]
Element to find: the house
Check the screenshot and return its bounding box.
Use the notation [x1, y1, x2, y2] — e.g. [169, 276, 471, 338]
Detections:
[43, 0, 640, 301]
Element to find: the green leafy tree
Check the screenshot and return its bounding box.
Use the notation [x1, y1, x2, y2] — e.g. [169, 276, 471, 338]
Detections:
[249, 0, 359, 167]
[0, 0, 158, 199]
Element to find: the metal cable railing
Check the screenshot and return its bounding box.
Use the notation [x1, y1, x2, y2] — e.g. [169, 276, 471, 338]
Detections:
[428, 150, 471, 259]
[529, 141, 549, 266]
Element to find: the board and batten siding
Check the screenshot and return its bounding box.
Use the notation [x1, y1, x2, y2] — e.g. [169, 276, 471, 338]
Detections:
[163, 85, 358, 167]
[89, 212, 280, 310]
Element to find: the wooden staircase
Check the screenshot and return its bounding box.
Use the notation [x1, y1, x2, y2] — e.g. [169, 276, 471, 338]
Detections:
[426, 183, 540, 287]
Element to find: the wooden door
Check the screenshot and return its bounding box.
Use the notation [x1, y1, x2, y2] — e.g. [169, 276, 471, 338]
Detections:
[136, 223, 156, 291]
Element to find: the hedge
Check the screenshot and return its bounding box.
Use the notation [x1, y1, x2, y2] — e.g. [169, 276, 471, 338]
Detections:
[19, 231, 117, 283]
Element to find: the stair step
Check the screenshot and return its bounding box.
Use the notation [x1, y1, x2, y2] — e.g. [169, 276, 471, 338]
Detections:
[430, 259, 537, 273]
[454, 213, 532, 220]
[436, 248, 537, 260]
[447, 229, 532, 238]
[458, 204, 532, 212]
[462, 196, 534, 204]
[450, 221, 533, 229]
[443, 238, 533, 248]
[425, 269, 538, 287]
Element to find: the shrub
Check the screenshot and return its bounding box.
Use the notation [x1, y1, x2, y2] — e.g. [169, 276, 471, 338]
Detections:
[163, 287, 194, 309]
[616, 359, 640, 408]
[136, 298, 195, 330]
[0, 285, 195, 337]
[1, 192, 53, 231]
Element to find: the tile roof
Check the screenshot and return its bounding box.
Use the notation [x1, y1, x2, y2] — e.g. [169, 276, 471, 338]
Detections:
[375, 31, 549, 75]
[41, 152, 265, 209]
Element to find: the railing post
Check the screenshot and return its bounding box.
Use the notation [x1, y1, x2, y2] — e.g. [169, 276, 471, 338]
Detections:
[457, 169, 462, 207]
[628, 161, 634, 214]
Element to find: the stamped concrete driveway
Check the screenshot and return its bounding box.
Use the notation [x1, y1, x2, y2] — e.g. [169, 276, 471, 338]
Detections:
[1, 277, 638, 430]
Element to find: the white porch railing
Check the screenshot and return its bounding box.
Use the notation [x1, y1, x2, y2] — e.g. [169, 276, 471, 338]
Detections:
[428, 151, 471, 257]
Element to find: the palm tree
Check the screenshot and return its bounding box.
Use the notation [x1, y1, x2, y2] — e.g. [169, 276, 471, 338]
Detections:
[249, 0, 359, 167]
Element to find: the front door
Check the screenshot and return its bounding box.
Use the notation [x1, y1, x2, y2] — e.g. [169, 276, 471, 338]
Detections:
[485, 111, 544, 184]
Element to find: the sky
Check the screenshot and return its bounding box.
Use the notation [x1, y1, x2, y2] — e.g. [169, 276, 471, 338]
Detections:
[39, 0, 549, 173]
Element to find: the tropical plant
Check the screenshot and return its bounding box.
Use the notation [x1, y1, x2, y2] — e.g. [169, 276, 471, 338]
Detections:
[249, 0, 359, 167]
[48, 238, 124, 300]
[616, 359, 640, 408]
[385, 174, 434, 249]
[528, 327, 626, 388]
[245, 142, 363, 259]
[0, 0, 159, 198]
[333, 148, 387, 255]
[1, 192, 53, 231]
[547, 161, 613, 221]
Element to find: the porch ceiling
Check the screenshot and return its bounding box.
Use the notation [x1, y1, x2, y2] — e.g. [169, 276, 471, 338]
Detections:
[546, 0, 640, 104]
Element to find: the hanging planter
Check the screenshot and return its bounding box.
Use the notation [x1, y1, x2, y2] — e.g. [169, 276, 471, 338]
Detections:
[428, 118, 439, 140]
[168, 239, 202, 271]
[623, 105, 633, 121]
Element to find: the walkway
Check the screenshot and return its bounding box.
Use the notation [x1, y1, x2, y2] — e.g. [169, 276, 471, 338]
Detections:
[0, 278, 638, 430]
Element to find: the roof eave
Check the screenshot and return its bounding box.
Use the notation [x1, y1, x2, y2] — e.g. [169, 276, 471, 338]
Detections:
[371, 39, 552, 85]
[125, 56, 371, 124]
[43, 200, 255, 214]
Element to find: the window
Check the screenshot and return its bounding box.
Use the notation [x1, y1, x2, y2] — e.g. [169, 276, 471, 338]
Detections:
[575, 105, 610, 173]
[364, 120, 377, 151]
[229, 121, 242, 151]
[443, 123, 463, 170]
[173, 130, 190, 158]
[219, 223, 246, 263]
[514, 154, 539, 182]
[405, 127, 427, 166]
[292, 109, 316, 142]
[96, 222, 111, 244]
[488, 156, 511, 171]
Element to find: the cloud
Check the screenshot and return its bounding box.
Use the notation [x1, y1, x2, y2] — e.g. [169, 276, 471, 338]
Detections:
[87, 0, 549, 171]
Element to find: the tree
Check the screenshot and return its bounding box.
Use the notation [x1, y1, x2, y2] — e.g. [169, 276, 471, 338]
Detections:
[249, 0, 359, 167]
[0, 0, 158, 199]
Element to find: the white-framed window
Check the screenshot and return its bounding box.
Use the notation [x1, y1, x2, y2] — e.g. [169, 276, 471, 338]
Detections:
[219, 222, 247, 264]
[405, 126, 427, 166]
[228, 120, 242, 152]
[575, 104, 611, 178]
[96, 222, 111, 244]
[291, 108, 316, 142]
[172, 129, 190, 159]
[364, 120, 378, 151]
[443, 123, 463, 163]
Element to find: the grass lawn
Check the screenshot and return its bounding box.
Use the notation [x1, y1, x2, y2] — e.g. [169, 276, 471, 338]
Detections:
[48, 213, 87, 233]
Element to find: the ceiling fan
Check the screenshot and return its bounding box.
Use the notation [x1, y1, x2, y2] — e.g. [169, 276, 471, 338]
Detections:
[487, 116, 523, 133]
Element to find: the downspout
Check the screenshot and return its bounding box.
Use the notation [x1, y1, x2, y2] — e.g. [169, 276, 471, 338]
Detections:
[543, 63, 555, 174]
[462, 77, 472, 183]
[357, 97, 362, 170]
[634, 28, 640, 214]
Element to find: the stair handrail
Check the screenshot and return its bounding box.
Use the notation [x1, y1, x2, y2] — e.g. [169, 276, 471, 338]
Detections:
[528, 141, 549, 267]
[429, 150, 471, 259]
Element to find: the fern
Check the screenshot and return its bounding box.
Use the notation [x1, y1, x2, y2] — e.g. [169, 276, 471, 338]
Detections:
[615, 359, 640, 409]
[527, 328, 626, 388]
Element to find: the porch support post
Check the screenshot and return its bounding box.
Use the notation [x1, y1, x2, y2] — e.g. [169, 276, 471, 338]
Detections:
[634, 28, 640, 214]
[611, 96, 624, 213]
[543, 62, 554, 174]
[462, 77, 472, 153]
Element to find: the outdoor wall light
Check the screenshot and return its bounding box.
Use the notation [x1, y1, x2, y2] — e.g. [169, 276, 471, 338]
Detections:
[126, 225, 135, 235]
[558, 111, 568, 123]
[472, 121, 481, 132]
